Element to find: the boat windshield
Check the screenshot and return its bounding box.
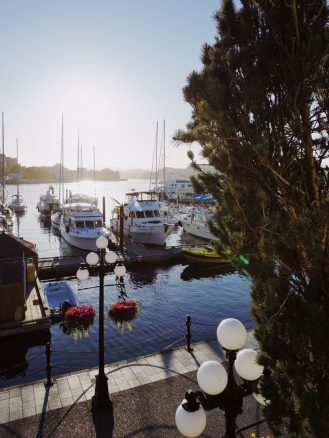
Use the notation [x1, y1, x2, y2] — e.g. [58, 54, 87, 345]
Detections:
[145, 210, 154, 218]
[76, 221, 85, 228]
[136, 211, 144, 218]
[154, 210, 160, 217]
[85, 221, 95, 229]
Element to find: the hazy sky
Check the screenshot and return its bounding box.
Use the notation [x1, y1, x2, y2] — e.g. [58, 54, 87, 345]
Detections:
[0, 0, 220, 171]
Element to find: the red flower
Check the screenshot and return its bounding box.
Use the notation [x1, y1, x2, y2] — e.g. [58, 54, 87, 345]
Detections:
[108, 300, 139, 333]
[64, 305, 96, 341]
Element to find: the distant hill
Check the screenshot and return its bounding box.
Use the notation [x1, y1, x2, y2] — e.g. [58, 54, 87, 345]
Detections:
[124, 166, 201, 180]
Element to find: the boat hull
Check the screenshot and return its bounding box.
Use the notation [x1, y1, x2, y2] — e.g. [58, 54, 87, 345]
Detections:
[60, 224, 110, 251]
[111, 219, 169, 246]
[128, 225, 167, 246]
[10, 203, 26, 213]
[51, 212, 61, 230]
[181, 221, 219, 241]
[182, 247, 231, 265]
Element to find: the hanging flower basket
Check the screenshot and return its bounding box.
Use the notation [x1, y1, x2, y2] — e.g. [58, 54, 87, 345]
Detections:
[108, 300, 139, 333]
[64, 304, 96, 341]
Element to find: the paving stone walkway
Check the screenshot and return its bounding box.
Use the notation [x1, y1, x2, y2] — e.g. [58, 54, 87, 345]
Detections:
[0, 332, 258, 425]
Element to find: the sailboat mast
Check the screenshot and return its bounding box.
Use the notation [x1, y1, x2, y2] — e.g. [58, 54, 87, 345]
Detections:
[163, 119, 166, 197]
[155, 121, 158, 191]
[93, 146, 96, 197]
[61, 114, 64, 203]
[77, 130, 80, 193]
[1, 112, 5, 203]
[16, 139, 19, 197]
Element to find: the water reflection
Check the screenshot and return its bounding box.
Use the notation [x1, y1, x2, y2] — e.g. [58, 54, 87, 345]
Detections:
[0, 330, 50, 382]
[128, 266, 158, 286]
[180, 264, 236, 281]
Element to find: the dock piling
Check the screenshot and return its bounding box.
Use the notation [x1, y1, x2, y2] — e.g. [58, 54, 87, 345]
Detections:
[44, 341, 53, 387]
[185, 315, 193, 352]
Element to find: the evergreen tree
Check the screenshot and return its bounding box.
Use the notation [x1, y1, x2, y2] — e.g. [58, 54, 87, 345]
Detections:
[175, 1, 329, 435]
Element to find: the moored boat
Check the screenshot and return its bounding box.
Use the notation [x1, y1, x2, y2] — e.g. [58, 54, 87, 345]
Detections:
[9, 139, 27, 213]
[9, 194, 26, 213]
[37, 185, 60, 219]
[111, 191, 173, 246]
[60, 194, 110, 251]
[44, 281, 78, 322]
[181, 246, 231, 265]
[181, 208, 219, 241]
[50, 207, 62, 230]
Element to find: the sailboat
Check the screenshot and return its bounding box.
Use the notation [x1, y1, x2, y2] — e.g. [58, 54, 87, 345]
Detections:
[60, 139, 110, 251]
[9, 139, 26, 213]
[51, 115, 64, 230]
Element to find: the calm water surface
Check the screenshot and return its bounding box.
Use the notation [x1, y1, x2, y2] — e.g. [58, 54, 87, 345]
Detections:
[0, 180, 253, 388]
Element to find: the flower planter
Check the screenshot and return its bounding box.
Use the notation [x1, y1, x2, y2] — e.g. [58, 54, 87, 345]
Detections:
[108, 300, 139, 333]
[64, 304, 96, 341]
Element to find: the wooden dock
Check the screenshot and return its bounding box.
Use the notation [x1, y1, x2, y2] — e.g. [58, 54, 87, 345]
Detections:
[0, 280, 51, 338]
[38, 244, 185, 280]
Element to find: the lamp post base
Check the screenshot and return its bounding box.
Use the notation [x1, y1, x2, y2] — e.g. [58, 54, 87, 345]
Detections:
[92, 374, 112, 411]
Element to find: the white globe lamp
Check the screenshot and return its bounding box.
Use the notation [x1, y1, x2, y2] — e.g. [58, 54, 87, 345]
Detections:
[197, 361, 228, 395]
[96, 235, 108, 249]
[217, 318, 247, 350]
[235, 349, 264, 381]
[105, 251, 118, 264]
[114, 264, 126, 278]
[175, 402, 206, 438]
[86, 252, 99, 266]
[76, 267, 89, 281]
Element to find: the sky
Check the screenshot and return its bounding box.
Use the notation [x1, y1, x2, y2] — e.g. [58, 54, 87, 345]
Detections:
[0, 0, 220, 171]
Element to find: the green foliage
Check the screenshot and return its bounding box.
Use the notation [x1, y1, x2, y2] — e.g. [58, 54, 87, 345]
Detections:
[176, 0, 329, 435]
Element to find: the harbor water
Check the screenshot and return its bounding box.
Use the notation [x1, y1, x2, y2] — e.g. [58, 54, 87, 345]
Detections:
[0, 180, 253, 389]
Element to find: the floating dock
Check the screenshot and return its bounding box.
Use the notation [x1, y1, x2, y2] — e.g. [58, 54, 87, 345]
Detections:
[38, 244, 185, 280]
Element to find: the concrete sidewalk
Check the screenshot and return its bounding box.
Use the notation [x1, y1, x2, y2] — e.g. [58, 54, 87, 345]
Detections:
[0, 332, 278, 437]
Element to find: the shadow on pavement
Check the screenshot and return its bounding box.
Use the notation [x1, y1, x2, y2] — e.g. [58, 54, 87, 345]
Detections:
[92, 408, 114, 438]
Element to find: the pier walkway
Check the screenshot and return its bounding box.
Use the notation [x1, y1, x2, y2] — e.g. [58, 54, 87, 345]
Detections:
[38, 243, 184, 280]
[0, 332, 275, 437]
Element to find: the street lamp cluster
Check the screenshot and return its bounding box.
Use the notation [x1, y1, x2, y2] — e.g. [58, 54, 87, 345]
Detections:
[176, 318, 266, 438]
[76, 235, 126, 411]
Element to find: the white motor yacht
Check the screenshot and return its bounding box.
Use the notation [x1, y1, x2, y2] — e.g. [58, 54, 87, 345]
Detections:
[111, 191, 172, 246]
[60, 195, 110, 251]
[181, 208, 219, 241]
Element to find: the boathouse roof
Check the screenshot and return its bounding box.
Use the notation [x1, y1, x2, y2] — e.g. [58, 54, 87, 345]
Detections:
[0, 233, 38, 259]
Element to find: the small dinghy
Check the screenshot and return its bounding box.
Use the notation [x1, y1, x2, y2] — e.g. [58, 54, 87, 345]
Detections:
[44, 281, 78, 322]
[181, 245, 232, 265]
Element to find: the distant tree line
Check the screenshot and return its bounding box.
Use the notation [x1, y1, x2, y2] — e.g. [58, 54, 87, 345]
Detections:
[3, 157, 121, 183]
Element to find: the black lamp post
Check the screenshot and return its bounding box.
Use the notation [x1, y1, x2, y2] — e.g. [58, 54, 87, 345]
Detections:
[77, 236, 126, 411]
[176, 318, 267, 438]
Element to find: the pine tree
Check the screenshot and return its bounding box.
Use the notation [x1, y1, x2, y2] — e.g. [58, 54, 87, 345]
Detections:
[175, 1, 329, 435]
